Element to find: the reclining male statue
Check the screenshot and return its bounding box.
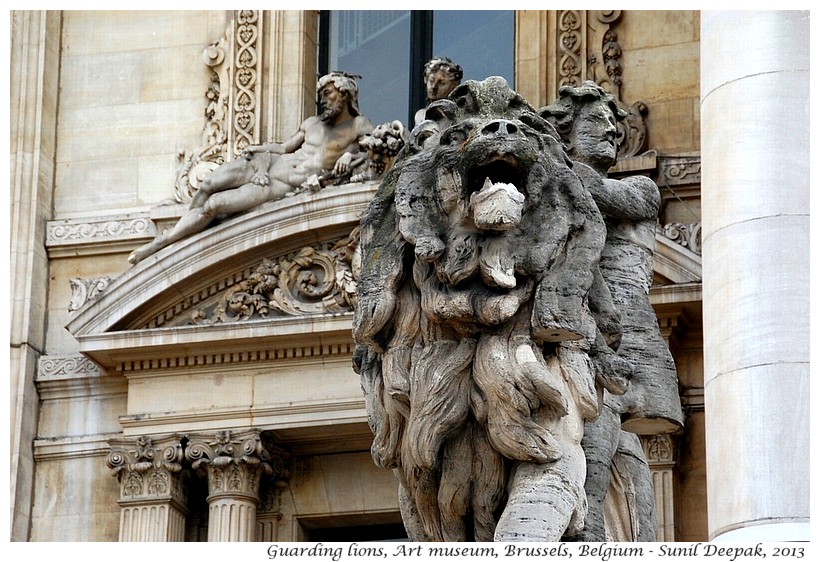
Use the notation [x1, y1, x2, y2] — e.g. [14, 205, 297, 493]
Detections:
[128, 71, 373, 264]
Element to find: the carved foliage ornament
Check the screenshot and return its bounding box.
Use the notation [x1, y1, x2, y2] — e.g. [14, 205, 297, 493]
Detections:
[184, 431, 287, 498]
[47, 217, 154, 245]
[661, 222, 702, 255]
[190, 229, 360, 325]
[107, 436, 186, 502]
[68, 276, 113, 312]
[558, 11, 583, 88]
[37, 355, 103, 379]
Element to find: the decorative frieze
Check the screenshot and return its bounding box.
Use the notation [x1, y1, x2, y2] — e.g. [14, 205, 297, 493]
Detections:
[119, 340, 354, 373]
[68, 276, 113, 312]
[37, 354, 103, 379]
[46, 215, 156, 256]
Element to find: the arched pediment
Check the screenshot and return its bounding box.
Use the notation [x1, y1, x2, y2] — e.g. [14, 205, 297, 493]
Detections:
[66, 182, 378, 370]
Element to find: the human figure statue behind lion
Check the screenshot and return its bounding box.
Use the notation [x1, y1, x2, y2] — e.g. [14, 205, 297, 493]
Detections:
[542, 81, 684, 542]
[353, 76, 624, 541]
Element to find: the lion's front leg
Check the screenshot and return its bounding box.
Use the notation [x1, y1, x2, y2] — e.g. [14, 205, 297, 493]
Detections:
[494, 446, 587, 541]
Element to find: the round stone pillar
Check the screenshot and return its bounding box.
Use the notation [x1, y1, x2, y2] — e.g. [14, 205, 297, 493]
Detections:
[701, 11, 809, 541]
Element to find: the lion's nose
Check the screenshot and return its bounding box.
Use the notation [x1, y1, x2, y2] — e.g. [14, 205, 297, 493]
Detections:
[480, 119, 520, 136]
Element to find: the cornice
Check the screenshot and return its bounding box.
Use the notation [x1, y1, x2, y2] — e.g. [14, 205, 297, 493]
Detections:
[117, 397, 367, 439]
[75, 312, 354, 371]
[34, 433, 122, 461]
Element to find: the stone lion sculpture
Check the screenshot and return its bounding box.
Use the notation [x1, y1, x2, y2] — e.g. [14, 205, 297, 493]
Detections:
[353, 76, 622, 541]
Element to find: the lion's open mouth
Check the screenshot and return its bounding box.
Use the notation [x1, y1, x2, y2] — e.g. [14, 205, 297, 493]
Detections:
[466, 154, 528, 197]
[467, 154, 527, 233]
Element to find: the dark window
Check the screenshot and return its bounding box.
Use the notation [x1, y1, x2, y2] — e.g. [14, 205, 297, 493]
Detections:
[319, 10, 514, 127]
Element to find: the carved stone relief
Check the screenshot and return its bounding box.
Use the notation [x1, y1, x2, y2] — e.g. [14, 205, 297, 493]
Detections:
[37, 355, 103, 379]
[47, 216, 155, 251]
[68, 276, 113, 312]
[661, 222, 702, 255]
[133, 228, 360, 328]
[107, 435, 188, 507]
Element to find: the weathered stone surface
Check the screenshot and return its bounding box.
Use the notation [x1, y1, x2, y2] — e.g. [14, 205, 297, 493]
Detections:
[353, 76, 612, 541]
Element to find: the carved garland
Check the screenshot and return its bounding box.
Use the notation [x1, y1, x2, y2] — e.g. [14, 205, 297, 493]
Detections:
[173, 38, 230, 203]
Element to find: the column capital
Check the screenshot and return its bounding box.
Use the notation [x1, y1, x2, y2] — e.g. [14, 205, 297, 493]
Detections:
[184, 429, 286, 501]
[107, 434, 188, 507]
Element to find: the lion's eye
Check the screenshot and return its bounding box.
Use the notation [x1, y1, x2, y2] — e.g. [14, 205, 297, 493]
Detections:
[440, 125, 472, 146]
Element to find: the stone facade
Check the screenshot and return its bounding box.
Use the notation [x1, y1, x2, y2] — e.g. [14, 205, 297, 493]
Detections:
[10, 10, 808, 543]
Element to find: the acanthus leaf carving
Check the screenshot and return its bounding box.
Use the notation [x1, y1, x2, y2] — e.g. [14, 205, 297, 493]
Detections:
[661, 222, 702, 255]
[107, 435, 187, 503]
[68, 276, 113, 312]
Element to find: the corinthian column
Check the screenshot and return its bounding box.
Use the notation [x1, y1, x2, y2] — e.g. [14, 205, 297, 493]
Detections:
[107, 435, 188, 541]
[701, 11, 809, 541]
[185, 429, 273, 542]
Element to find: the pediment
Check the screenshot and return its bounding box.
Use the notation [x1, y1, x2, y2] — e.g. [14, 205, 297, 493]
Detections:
[66, 182, 378, 370]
